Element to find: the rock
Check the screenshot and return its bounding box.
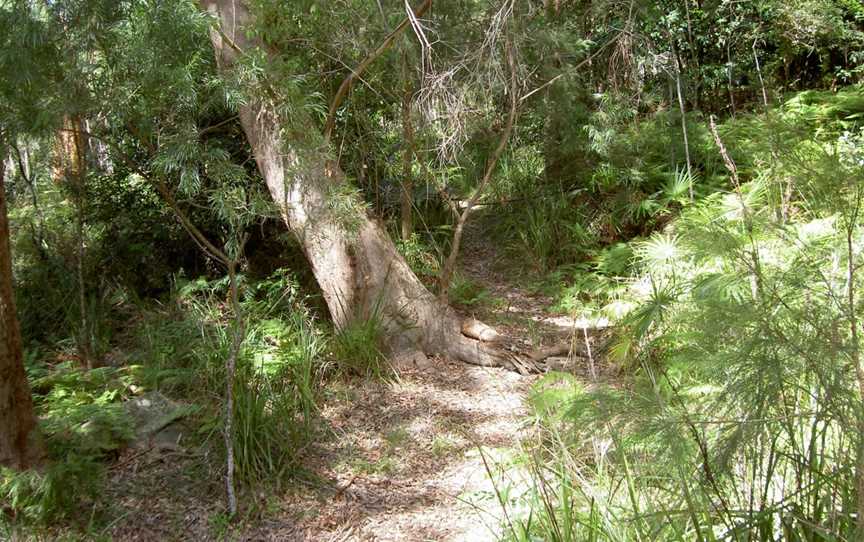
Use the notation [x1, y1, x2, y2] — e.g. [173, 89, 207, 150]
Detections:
[391, 350, 435, 372]
[150, 423, 185, 452]
[124, 391, 194, 451]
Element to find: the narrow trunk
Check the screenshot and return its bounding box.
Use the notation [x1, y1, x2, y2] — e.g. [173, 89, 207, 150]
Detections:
[682, 0, 701, 109]
[726, 44, 736, 116]
[672, 47, 694, 200]
[72, 118, 92, 367]
[53, 116, 92, 366]
[842, 191, 864, 537]
[438, 36, 519, 302]
[753, 38, 769, 108]
[224, 260, 242, 517]
[0, 146, 44, 470]
[200, 0, 517, 370]
[11, 141, 47, 259]
[400, 48, 414, 242]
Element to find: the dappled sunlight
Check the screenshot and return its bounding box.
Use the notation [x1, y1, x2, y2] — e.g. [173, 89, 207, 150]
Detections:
[247, 361, 538, 540]
[3, 1, 864, 540]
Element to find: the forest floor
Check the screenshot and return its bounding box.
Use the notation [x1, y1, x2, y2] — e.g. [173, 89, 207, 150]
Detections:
[101, 219, 602, 541]
[104, 361, 533, 541]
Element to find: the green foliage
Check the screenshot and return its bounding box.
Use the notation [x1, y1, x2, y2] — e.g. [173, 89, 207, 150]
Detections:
[396, 233, 441, 283]
[448, 273, 503, 310]
[2, 0, 864, 533]
[501, 194, 595, 273]
[0, 457, 102, 526]
[142, 271, 324, 484]
[3, 268, 325, 499]
[497, 89, 864, 540]
[228, 367, 305, 484]
[325, 182, 371, 241]
[33, 364, 134, 457]
[494, 107, 722, 281]
[1, 363, 135, 528]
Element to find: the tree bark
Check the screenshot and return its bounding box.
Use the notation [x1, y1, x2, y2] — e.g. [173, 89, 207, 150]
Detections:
[53, 116, 93, 366]
[199, 0, 518, 370]
[0, 146, 44, 470]
[71, 117, 92, 367]
[224, 260, 241, 517]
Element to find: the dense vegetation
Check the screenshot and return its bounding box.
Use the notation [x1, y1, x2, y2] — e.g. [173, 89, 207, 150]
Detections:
[2, 0, 864, 539]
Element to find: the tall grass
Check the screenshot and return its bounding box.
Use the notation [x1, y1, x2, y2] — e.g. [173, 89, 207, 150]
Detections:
[158, 271, 325, 484]
[330, 302, 389, 379]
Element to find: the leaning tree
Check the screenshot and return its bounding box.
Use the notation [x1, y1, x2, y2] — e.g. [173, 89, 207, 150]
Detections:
[198, 0, 538, 371]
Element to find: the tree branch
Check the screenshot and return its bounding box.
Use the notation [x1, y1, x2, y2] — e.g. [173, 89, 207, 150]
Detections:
[323, 0, 433, 144]
[63, 127, 231, 267]
[438, 32, 520, 302]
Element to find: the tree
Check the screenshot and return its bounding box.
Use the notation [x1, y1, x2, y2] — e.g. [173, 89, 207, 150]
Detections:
[0, 145, 44, 470]
[198, 0, 522, 370]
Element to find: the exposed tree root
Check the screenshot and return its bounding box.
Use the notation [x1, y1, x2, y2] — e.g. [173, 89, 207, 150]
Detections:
[447, 317, 612, 375]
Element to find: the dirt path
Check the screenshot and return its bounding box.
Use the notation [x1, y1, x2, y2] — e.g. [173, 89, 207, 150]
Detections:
[267, 361, 534, 541]
[455, 218, 574, 343]
[455, 217, 611, 375]
[249, 221, 570, 540]
[262, 219, 618, 541]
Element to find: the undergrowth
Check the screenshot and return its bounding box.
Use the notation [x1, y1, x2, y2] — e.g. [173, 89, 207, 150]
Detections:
[491, 86, 864, 541]
[1, 268, 328, 531]
[330, 300, 389, 379]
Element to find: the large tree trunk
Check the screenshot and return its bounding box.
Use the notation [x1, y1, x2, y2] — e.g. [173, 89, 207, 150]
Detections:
[0, 148, 44, 469]
[200, 0, 518, 370]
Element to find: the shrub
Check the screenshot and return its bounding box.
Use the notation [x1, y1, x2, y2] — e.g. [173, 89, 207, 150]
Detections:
[0, 456, 103, 525]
